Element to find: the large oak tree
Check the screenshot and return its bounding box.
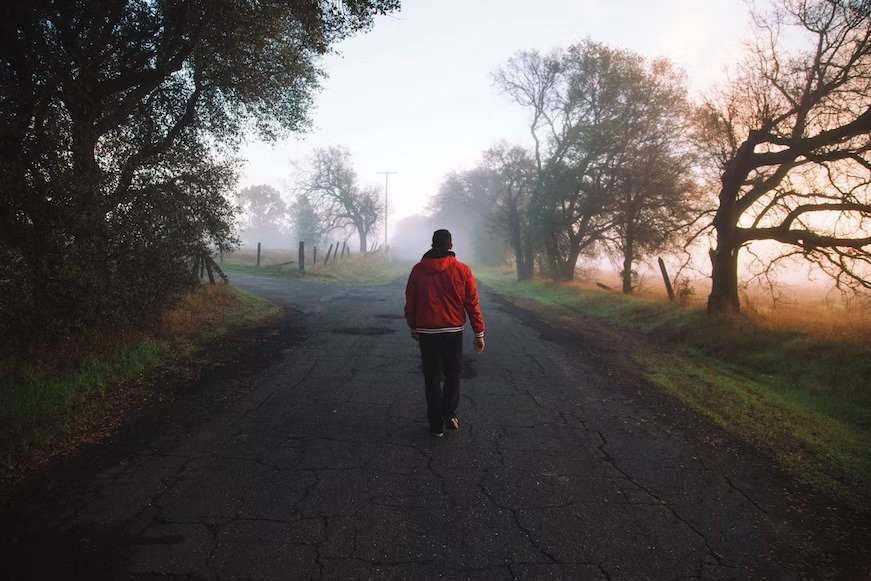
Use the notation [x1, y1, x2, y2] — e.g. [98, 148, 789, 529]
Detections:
[698, 0, 870, 314]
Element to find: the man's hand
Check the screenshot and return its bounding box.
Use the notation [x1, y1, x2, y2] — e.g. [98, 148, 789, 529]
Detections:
[474, 336, 485, 353]
[410, 330, 419, 342]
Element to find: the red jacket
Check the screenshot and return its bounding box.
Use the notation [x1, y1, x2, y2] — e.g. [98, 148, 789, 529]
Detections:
[404, 250, 485, 337]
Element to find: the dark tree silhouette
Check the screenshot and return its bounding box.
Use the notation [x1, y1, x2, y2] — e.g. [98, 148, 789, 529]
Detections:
[697, 0, 871, 314]
[0, 0, 398, 343]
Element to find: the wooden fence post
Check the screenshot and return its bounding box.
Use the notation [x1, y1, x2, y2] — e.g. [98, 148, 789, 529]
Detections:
[658, 257, 675, 302]
[313, 245, 318, 266]
[256, 242, 261, 268]
[325, 243, 334, 265]
[204, 254, 216, 284]
[298, 240, 305, 274]
[208, 255, 229, 283]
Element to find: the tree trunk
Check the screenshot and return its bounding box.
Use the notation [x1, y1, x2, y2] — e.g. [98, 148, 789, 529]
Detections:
[517, 243, 534, 281]
[707, 242, 740, 314]
[557, 248, 580, 281]
[707, 140, 757, 315]
[707, 174, 745, 314]
[622, 253, 633, 294]
[505, 208, 531, 281]
[622, 228, 634, 294]
[544, 234, 561, 280]
[707, 207, 741, 314]
[357, 227, 367, 254]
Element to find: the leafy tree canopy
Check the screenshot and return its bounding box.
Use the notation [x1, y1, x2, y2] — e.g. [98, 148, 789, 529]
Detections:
[0, 0, 399, 346]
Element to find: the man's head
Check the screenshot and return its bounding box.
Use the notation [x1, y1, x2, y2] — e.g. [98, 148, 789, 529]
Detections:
[432, 229, 453, 250]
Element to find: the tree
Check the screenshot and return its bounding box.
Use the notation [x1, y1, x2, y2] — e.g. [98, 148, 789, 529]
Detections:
[291, 193, 322, 246]
[495, 41, 687, 281]
[481, 143, 537, 279]
[301, 146, 381, 253]
[0, 0, 398, 344]
[429, 166, 508, 264]
[605, 59, 698, 294]
[697, 0, 871, 315]
[236, 184, 290, 247]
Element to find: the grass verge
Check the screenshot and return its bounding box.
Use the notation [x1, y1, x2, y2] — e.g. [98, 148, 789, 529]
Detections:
[478, 268, 871, 506]
[0, 284, 279, 485]
[224, 252, 409, 286]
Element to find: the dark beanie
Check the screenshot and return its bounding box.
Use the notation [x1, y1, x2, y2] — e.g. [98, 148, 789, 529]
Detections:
[432, 229, 452, 248]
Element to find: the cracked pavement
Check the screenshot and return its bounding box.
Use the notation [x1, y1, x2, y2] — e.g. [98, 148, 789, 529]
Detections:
[3, 273, 869, 580]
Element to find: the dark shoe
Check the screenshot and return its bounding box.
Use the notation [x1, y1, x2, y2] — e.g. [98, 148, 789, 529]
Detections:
[446, 416, 460, 431]
[431, 429, 445, 438]
[430, 420, 444, 438]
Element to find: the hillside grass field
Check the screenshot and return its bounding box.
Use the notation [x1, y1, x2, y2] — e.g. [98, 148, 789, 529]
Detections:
[478, 267, 871, 507]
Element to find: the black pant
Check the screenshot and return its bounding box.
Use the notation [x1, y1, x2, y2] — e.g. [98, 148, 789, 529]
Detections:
[418, 331, 463, 430]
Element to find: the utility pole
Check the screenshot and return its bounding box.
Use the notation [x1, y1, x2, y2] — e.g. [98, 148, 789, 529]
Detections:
[377, 171, 397, 260]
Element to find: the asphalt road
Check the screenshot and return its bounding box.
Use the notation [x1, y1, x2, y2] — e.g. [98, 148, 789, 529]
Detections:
[4, 273, 869, 580]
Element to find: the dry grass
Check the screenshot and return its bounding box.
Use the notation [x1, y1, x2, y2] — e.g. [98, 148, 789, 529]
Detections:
[740, 293, 871, 345]
[223, 246, 410, 285]
[223, 246, 296, 267]
[560, 267, 871, 345]
[0, 283, 279, 487]
[161, 284, 262, 336]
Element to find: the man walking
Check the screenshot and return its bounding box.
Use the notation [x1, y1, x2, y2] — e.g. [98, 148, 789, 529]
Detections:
[404, 229, 486, 437]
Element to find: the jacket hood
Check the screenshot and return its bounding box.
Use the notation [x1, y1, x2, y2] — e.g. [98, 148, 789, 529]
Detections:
[419, 248, 456, 272]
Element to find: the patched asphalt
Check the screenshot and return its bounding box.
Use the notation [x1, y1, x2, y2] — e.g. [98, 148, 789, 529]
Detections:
[3, 273, 869, 580]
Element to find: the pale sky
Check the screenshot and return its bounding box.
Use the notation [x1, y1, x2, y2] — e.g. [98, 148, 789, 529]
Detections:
[239, 0, 750, 238]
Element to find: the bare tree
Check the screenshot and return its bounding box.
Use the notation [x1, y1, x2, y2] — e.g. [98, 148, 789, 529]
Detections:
[300, 146, 382, 253]
[697, 0, 871, 314]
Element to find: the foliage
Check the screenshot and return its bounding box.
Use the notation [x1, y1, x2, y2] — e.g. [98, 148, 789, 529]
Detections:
[236, 184, 291, 247]
[493, 41, 698, 282]
[428, 165, 508, 264]
[482, 143, 537, 276]
[697, 0, 871, 314]
[291, 193, 323, 246]
[0, 0, 398, 347]
[605, 59, 699, 294]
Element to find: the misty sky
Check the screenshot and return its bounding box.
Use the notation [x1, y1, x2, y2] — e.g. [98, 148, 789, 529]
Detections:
[239, 0, 751, 240]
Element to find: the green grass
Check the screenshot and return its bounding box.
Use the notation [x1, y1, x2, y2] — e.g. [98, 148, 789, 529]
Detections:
[478, 268, 871, 504]
[0, 285, 279, 478]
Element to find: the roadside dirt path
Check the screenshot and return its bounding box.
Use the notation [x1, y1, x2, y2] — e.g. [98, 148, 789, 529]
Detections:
[3, 274, 869, 580]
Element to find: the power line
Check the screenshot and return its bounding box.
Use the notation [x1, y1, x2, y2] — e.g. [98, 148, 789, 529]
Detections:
[376, 171, 397, 259]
